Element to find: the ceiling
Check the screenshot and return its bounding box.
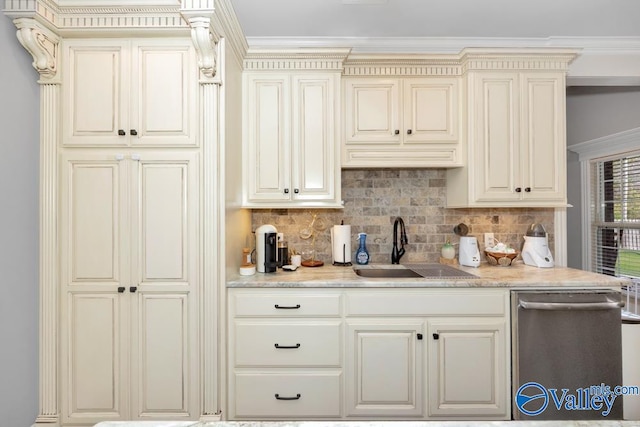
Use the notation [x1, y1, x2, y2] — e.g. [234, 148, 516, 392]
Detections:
[229, 0, 640, 39]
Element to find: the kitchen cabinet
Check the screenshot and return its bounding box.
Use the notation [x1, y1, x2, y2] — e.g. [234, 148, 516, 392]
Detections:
[427, 319, 507, 417]
[62, 39, 198, 146]
[227, 287, 510, 421]
[342, 77, 462, 168]
[228, 290, 343, 419]
[446, 70, 568, 207]
[59, 150, 200, 425]
[243, 72, 341, 208]
[345, 320, 424, 417]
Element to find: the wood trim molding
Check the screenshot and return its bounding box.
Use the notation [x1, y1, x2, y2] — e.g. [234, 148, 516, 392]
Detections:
[569, 126, 640, 161]
[243, 48, 351, 71]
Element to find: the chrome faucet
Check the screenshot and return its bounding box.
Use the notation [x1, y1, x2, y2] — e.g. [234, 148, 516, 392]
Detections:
[391, 216, 408, 264]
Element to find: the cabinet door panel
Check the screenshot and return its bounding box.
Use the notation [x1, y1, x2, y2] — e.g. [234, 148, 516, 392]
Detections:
[404, 78, 458, 143]
[521, 73, 565, 201]
[473, 74, 520, 202]
[292, 75, 336, 200]
[132, 43, 196, 146]
[346, 320, 424, 417]
[60, 153, 127, 285]
[132, 293, 193, 417]
[344, 79, 400, 143]
[428, 319, 508, 418]
[63, 292, 127, 423]
[246, 75, 290, 201]
[63, 42, 128, 145]
[133, 152, 198, 284]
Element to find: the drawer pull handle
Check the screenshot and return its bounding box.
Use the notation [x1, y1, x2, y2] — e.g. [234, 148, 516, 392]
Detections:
[274, 343, 301, 349]
[275, 393, 301, 400]
[274, 304, 301, 309]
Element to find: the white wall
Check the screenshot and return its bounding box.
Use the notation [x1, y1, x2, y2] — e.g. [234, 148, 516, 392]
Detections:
[566, 86, 640, 269]
[0, 15, 40, 427]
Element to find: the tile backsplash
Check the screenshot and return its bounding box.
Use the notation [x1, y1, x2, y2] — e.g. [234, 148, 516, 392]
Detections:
[251, 169, 555, 264]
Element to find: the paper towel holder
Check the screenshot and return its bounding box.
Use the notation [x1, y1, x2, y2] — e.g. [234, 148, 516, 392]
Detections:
[331, 221, 353, 267]
[333, 243, 352, 267]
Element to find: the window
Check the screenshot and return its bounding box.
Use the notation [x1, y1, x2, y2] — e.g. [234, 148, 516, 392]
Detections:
[590, 151, 640, 316]
[591, 152, 640, 280]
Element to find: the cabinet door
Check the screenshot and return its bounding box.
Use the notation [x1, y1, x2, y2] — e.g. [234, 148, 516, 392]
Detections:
[345, 320, 424, 417]
[344, 78, 400, 143]
[472, 72, 521, 203]
[245, 74, 291, 202]
[404, 78, 459, 144]
[59, 152, 129, 424]
[129, 152, 199, 420]
[130, 41, 197, 146]
[63, 40, 129, 146]
[291, 75, 337, 202]
[520, 73, 566, 202]
[427, 319, 508, 418]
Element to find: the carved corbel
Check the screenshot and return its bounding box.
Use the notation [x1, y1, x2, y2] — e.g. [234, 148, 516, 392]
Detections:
[13, 18, 59, 80]
[188, 16, 219, 79]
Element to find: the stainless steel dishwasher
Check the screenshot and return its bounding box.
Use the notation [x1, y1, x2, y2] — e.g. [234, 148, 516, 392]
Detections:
[512, 290, 624, 420]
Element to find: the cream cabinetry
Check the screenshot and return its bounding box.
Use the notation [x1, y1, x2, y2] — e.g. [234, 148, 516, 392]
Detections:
[446, 51, 574, 207]
[62, 39, 198, 146]
[342, 77, 462, 168]
[427, 319, 508, 417]
[345, 319, 424, 417]
[228, 290, 343, 419]
[59, 150, 200, 425]
[243, 72, 341, 208]
[227, 287, 510, 421]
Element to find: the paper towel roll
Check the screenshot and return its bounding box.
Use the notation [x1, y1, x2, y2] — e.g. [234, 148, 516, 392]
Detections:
[331, 225, 352, 264]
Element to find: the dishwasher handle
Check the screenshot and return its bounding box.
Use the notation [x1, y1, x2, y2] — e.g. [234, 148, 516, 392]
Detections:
[519, 299, 624, 311]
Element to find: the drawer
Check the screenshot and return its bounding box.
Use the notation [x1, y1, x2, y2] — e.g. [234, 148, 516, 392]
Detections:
[231, 291, 342, 317]
[233, 372, 342, 418]
[345, 289, 508, 316]
[234, 321, 341, 367]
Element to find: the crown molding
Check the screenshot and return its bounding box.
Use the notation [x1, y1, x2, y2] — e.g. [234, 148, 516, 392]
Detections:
[244, 36, 640, 53]
[244, 48, 351, 71]
[569, 127, 640, 162]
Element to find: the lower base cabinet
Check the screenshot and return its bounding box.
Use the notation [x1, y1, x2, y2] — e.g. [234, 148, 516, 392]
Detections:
[227, 288, 510, 421]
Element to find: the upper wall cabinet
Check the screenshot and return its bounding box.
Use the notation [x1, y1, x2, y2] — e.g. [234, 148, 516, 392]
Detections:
[446, 50, 577, 208]
[342, 77, 462, 168]
[62, 39, 198, 147]
[242, 49, 349, 208]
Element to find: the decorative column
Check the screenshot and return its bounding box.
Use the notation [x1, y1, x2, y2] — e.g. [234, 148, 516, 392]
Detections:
[13, 17, 61, 427]
[181, 2, 223, 420]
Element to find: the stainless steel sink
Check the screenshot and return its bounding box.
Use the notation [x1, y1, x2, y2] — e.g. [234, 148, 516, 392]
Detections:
[354, 268, 422, 278]
[354, 264, 478, 279]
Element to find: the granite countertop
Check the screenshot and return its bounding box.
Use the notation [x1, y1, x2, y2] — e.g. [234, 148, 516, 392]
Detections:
[92, 420, 640, 426]
[227, 261, 629, 290]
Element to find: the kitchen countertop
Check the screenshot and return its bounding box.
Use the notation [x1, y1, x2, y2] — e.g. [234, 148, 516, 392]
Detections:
[93, 420, 640, 426]
[227, 262, 629, 290]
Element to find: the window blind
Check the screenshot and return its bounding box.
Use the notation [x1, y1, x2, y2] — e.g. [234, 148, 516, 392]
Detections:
[590, 151, 640, 282]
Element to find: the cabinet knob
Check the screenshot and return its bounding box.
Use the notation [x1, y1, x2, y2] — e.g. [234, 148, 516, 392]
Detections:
[294, 188, 299, 194]
[417, 333, 423, 340]
[117, 286, 125, 293]
[118, 129, 126, 136]
[407, 129, 412, 135]
[515, 187, 522, 193]
[284, 188, 289, 194]
[432, 333, 440, 340]
[130, 129, 138, 136]
[525, 187, 531, 193]
[394, 129, 400, 135]
[129, 286, 137, 293]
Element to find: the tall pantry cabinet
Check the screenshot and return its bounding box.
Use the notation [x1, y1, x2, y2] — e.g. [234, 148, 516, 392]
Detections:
[4, 2, 239, 425]
[59, 39, 200, 426]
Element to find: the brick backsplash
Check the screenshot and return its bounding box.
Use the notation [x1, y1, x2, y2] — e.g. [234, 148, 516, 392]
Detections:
[251, 169, 555, 264]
